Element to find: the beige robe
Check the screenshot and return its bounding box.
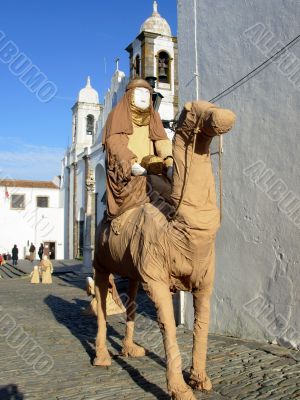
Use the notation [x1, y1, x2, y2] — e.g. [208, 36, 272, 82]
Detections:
[30, 266, 40, 284]
[40, 260, 53, 284]
[103, 81, 172, 219]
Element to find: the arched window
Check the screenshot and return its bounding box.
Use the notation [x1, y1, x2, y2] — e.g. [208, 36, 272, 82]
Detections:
[134, 55, 141, 77]
[86, 114, 94, 135]
[157, 51, 170, 84]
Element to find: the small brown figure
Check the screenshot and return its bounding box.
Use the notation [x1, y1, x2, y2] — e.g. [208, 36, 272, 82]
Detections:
[40, 256, 53, 284]
[30, 265, 40, 284]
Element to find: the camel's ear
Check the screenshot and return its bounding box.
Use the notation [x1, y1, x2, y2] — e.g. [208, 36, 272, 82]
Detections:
[184, 102, 192, 111]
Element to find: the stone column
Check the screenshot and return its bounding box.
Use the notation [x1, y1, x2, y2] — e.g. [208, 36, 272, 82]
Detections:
[141, 33, 156, 79]
[72, 162, 78, 259]
[66, 166, 71, 259]
[83, 168, 95, 271]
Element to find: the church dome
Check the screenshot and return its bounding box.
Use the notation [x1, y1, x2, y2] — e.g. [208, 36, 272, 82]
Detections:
[140, 1, 172, 37]
[78, 77, 99, 103]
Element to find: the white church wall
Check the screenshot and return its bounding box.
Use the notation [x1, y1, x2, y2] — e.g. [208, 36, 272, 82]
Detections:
[178, 0, 300, 349]
[157, 101, 174, 122]
[99, 70, 128, 137]
[62, 164, 70, 259]
[35, 207, 64, 259]
[76, 157, 85, 219]
[75, 103, 101, 148]
[68, 167, 75, 258]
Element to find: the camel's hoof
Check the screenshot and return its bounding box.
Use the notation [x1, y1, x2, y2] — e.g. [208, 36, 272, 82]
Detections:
[170, 385, 196, 400]
[93, 350, 112, 367]
[86, 277, 95, 296]
[121, 342, 146, 358]
[188, 371, 212, 392]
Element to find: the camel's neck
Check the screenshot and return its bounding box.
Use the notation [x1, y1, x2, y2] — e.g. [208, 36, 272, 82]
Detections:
[170, 132, 220, 229]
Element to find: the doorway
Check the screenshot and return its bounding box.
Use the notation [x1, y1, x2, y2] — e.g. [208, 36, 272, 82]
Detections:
[44, 242, 56, 259]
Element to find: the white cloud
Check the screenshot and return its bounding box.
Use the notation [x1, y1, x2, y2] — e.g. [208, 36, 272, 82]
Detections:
[0, 138, 65, 180]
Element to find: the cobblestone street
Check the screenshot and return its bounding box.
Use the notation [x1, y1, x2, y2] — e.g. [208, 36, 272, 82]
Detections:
[0, 268, 299, 400]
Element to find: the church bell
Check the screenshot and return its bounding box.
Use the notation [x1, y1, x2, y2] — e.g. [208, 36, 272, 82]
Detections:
[158, 66, 168, 80]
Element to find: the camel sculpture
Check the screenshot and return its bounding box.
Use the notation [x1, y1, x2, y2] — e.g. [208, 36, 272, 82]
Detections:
[92, 100, 236, 400]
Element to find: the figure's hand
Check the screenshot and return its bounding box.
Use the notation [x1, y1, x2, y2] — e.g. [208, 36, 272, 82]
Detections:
[131, 162, 147, 176]
[167, 166, 173, 181]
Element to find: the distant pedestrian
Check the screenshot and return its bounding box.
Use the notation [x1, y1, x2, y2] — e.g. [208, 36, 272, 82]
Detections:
[29, 243, 36, 262]
[12, 245, 18, 266]
[38, 243, 44, 261]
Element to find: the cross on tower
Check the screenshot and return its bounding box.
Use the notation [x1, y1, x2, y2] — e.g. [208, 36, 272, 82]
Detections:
[115, 57, 120, 71]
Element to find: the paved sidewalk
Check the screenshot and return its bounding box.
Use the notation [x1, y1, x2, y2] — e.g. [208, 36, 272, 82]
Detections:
[0, 274, 299, 400]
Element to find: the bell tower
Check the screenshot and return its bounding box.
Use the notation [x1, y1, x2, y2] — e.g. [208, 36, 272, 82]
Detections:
[71, 77, 102, 152]
[125, 1, 178, 123]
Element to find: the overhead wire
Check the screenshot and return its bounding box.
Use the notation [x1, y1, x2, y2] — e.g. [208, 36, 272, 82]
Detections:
[208, 33, 300, 224]
[209, 33, 300, 103]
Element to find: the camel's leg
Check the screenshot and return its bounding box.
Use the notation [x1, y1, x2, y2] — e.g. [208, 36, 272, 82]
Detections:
[147, 281, 196, 400]
[189, 248, 215, 392]
[93, 271, 111, 366]
[121, 279, 145, 357]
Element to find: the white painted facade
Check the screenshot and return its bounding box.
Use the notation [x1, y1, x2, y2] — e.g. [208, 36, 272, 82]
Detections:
[0, 182, 64, 260]
[178, 0, 300, 349]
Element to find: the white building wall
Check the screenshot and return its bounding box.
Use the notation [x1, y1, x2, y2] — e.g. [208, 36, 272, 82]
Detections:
[74, 103, 101, 147]
[36, 207, 64, 259]
[62, 162, 71, 259]
[178, 0, 300, 349]
[99, 70, 128, 136]
[0, 186, 64, 259]
[76, 157, 86, 220]
[68, 166, 75, 258]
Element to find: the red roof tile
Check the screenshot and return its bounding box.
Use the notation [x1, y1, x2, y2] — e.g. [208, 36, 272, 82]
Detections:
[0, 179, 59, 189]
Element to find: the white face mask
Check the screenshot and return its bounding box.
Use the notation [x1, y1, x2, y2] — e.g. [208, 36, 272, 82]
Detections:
[133, 87, 151, 110]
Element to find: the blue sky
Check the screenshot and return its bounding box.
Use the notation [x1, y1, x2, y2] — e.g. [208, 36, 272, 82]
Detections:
[0, 0, 177, 180]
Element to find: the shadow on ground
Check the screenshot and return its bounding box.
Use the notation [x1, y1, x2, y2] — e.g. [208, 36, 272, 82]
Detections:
[44, 294, 169, 399]
[0, 384, 24, 400]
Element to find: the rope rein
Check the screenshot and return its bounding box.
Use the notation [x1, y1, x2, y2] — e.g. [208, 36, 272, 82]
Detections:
[218, 134, 223, 224]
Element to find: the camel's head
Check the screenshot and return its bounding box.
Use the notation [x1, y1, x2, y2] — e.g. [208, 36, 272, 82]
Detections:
[176, 101, 236, 138]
